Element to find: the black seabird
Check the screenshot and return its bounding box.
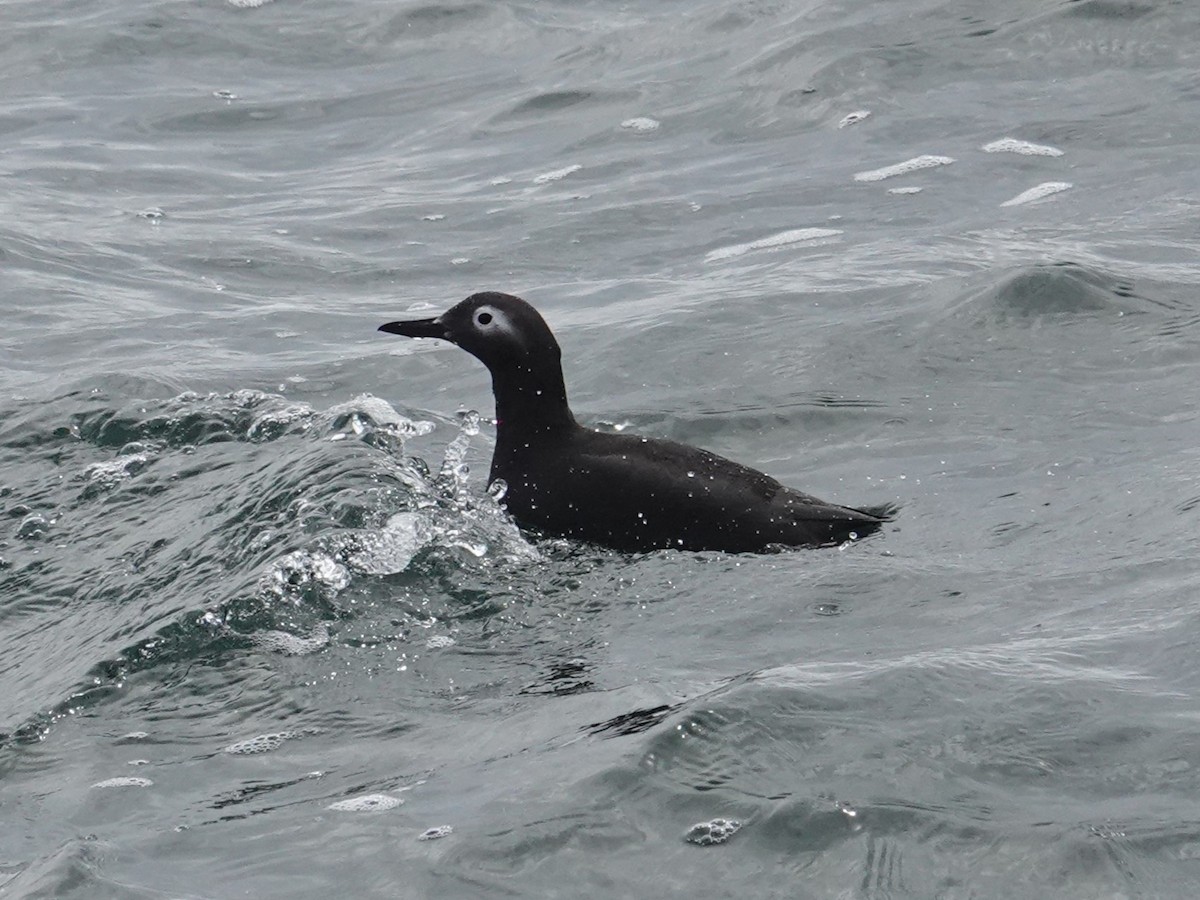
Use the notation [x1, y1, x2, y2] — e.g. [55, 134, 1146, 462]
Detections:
[379, 292, 892, 553]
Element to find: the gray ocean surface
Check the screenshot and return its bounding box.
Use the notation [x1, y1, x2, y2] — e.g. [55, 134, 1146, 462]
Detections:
[3, 0, 1200, 896]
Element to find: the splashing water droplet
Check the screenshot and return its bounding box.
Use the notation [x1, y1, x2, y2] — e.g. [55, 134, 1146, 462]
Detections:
[457, 410, 481, 436]
[488, 479, 508, 502]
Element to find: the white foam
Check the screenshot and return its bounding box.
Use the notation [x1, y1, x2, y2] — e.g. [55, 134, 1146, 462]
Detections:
[418, 825, 454, 841]
[93, 777, 153, 788]
[533, 164, 581, 184]
[621, 117, 660, 132]
[223, 732, 295, 755]
[1000, 181, 1073, 207]
[328, 793, 404, 812]
[982, 138, 1064, 157]
[685, 818, 741, 845]
[853, 155, 955, 182]
[82, 452, 152, 488]
[887, 186, 923, 195]
[838, 110, 871, 128]
[706, 227, 842, 262]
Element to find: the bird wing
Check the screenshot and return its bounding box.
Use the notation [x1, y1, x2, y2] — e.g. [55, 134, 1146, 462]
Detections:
[566, 430, 880, 527]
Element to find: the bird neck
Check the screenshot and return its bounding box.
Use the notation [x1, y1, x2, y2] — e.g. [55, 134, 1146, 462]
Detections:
[490, 361, 577, 441]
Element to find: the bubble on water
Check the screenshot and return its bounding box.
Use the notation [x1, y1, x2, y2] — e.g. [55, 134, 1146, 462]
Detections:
[118, 731, 150, 742]
[533, 164, 581, 184]
[621, 117, 660, 132]
[328, 793, 404, 812]
[487, 479, 508, 502]
[93, 777, 153, 788]
[982, 137, 1063, 157]
[685, 818, 741, 846]
[137, 207, 165, 223]
[838, 110, 871, 128]
[418, 825, 453, 841]
[1000, 181, 1072, 207]
[223, 732, 295, 755]
[422, 214, 445, 221]
[213, 89, 237, 101]
[853, 155, 954, 182]
[426, 635, 456, 650]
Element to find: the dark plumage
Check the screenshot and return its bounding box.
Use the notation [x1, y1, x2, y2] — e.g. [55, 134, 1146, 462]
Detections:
[379, 292, 892, 552]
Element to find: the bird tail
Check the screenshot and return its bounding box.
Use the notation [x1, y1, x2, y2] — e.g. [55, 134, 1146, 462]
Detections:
[857, 501, 900, 522]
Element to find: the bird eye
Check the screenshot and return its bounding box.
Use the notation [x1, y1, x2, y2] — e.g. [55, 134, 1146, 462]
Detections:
[477, 312, 493, 326]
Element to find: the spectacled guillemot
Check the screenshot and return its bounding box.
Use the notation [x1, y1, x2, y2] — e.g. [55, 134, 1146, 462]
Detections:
[380, 291, 892, 552]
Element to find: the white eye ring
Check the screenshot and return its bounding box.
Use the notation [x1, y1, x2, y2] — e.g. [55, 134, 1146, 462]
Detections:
[475, 307, 499, 327]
